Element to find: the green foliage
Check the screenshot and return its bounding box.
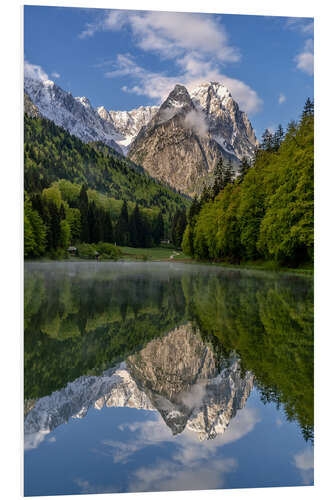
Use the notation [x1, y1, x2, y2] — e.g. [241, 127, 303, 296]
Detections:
[76, 243, 98, 259]
[182, 103, 314, 267]
[171, 209, 187, 248]
[66, 207, 81, 243]
[59, 219, 71, 249]
[24, 113, 189, 236]
[24, 114, 191, 256]
[96, 242, 122, 260]
[76, 242, 121, 260]
[24, 195, 47, 257]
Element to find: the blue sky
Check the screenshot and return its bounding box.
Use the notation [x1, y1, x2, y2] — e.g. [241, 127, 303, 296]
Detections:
[24, 6, 313, 139]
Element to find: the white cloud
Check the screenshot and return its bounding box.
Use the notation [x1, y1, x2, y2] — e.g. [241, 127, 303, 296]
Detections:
[81, 10, 262, 114]
[24, 430, 50, 450]
[293, 447, 314, 485]
[129, 457, 236, 492]
[24, 60, 49, 81]
[184, 109, 209, 137]
[293, 447, 314, 471]
[284, 19, 314, 78]
[74, 478, 120, 495]
[51, 72, 60, 79]
[295, 39, 314, 76]
[278, 93, 286, 104]
[101, 406, 260, 467]
[80, 10, 240, 64]
[106, 53, 262, 114]
[285, 18, 314, 36]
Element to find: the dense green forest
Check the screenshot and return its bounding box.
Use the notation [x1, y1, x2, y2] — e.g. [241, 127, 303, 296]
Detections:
[182, 100, 314, 267]
[24, 113, 190, 257]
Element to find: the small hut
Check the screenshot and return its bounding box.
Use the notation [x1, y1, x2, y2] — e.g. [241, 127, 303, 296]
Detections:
[67, 246, 77, 255]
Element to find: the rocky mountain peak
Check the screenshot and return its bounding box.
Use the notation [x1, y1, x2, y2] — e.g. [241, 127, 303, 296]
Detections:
[24, 75, 258, 192]
[162, 84, 193, 110]
[128, 81, 251, 195]
[190, 81, 232, 108]
[75, 96, 92, 108]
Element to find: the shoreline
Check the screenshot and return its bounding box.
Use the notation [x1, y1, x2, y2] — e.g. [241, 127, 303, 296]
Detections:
[24, 256, 313, 277]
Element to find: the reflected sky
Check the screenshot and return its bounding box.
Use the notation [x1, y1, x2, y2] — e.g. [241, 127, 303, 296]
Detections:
[24, 262, 314, 496]
[24, 389, 313, 495]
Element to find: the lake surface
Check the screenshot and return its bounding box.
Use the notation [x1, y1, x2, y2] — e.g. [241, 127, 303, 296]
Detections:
[24, 262, 314, 496]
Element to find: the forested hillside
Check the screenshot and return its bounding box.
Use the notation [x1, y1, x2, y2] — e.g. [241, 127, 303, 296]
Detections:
[182, 100, 314, 267]
[24, 113, 190, 258]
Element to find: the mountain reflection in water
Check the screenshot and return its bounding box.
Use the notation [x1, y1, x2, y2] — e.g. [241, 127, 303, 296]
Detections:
[24, 262, 313, 494]
[25, 323, 254, 448]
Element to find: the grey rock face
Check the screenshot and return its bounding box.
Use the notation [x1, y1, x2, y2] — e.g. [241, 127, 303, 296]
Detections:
[24, 92, 40, 118]
[190, 82, 258, 160]
[128, 82, 257, 196]
[24, 77, 258, 195]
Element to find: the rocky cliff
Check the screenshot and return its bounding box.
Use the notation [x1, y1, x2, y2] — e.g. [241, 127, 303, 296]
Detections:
[24, 92, 40, 118]
[24, 76, 258, 195]
[128, 83, 258, 195]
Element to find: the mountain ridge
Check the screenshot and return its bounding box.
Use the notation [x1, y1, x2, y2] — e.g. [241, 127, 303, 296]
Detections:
[128, 82, 258, 195]
[24, 76, 258, 196]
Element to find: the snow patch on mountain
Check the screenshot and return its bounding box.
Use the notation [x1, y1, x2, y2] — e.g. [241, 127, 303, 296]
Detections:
[24, 77, 123, 153]
[97, 105, 159, 154]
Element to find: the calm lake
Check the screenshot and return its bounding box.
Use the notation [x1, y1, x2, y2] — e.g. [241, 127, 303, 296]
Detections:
[24, 262, 314, 496]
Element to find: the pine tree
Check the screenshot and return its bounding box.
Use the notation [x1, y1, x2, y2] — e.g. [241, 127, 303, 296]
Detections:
[102, 211, 113, 243]
[171, 210, 187, 248]
[200, 183, 213, 205]
[302, 98, 314, 119]
[273, 124, 284, 151]
[79, 184, 90, 242]
[188, 196, 201, 222]
[153, 211, 164, 245]
[115, 200, 130, 246]
[261, 129, 274, 151]
[239, 157, 250, 183]
[47, 201, 61, 250]
[129, 204, 140, 247]
[212, 158, 225, 197]
[224, 159, 233, 186]
[88, 202, 103, 243]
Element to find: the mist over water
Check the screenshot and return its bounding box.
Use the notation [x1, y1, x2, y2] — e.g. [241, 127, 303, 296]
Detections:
[24, 261, 313, 495]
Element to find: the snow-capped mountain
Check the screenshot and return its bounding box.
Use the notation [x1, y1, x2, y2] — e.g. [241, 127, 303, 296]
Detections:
[24, 323, 254, 449]
[190, 82, 258, 160]
[24, 76, 158, 155]
[24, 76, 258, 194]
[24, 77, 123, 153]
[97, 105, 159, 154]
[128, 82, 258, 195]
